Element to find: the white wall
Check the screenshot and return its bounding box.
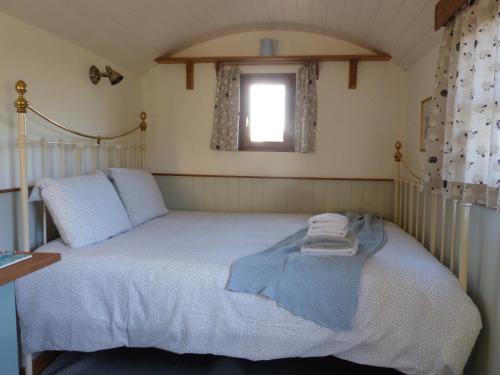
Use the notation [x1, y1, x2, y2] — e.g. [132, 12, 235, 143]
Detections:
[0, 12, 142, 189]
[142, 31, 407, 179]
[404, 44, 439, 172]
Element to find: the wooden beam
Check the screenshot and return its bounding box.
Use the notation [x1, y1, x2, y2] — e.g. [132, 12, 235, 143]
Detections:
[155, 53, 391, 64]
[435, 0, 468, 30]
[348, 59, 358, 89]
[152, 172, 393, 182]
[156, 53, 390, 90]
[186, 62, 194, 90]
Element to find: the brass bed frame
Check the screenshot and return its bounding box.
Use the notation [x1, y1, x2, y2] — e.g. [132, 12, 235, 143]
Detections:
[14, 81, 472, 375]
[393, 141, 471, 291]
[14, 80, 147, 375]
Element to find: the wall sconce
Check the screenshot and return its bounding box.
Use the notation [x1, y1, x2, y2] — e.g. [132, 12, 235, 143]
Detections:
[89, 65, 124, 85]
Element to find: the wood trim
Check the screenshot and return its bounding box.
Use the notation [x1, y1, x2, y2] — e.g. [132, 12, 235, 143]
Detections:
[21, 351, 60, 375]
[348, 59, 358, 89]
[186, 62, 194, 89]
[0, 187, 21, 194]
[153, 173, 393, 182]
[0, 253, 60, 287]
[435, 0, 468, 30]
[0, 185, 35, 194]
[155, 53, 391, 64]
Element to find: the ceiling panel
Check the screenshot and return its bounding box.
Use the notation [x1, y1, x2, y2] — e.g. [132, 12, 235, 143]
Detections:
[311, 0, 330, 33]
[349, 0, 384, 45]
[0, 0, 441, 73]
[265, 0, 286, 25]
[325, 0, 347, 37]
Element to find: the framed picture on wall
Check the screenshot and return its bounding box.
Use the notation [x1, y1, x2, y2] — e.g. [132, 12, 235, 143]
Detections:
[419, 96, 432, 152]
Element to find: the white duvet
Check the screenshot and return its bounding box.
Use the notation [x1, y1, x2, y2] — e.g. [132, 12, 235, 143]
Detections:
[15, 211, 481, 375]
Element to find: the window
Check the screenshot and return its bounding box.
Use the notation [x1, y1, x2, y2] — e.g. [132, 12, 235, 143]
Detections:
[239, 73, 295, 152]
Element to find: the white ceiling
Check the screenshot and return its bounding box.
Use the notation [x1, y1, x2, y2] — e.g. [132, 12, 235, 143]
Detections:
[0, 0, 442, 74]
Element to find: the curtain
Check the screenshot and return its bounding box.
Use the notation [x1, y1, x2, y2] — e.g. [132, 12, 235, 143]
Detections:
[210, 65, 240, 151]
[294, 65, 318, 153]
[422, 0, 500, 210]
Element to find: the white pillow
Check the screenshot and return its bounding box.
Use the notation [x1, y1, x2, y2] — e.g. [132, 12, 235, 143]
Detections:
[35, 170, 132, 248]
[107, 168, 168, 226]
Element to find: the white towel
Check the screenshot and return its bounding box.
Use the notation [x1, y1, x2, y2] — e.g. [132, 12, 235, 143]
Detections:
[309, 222, 347, 230]
[306, 224, 348, 239]
[308, 213, 348, 227]
[301, 238, 359, 257]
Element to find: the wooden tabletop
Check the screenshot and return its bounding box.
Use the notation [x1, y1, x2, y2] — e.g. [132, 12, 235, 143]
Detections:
[0, 252, 60, 287]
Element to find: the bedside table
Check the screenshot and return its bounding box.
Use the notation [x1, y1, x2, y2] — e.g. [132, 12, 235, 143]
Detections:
[0, 252, 60, 375]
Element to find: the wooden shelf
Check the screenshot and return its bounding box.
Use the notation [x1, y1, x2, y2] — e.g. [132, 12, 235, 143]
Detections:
[154, 53, 391, 90]
[0, 252, 60, 286]
[154, 53, 391, 64]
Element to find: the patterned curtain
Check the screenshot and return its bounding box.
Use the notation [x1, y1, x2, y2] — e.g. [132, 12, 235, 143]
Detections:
[423, 0, 500, 210]
[210, 65, 240, 151]
[294, 65, 318, 153]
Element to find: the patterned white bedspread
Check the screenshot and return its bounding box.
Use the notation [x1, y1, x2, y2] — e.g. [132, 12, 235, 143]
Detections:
[15, 211, 481, 375]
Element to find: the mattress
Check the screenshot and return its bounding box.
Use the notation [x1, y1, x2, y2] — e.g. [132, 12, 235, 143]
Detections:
[15, 211, 481, 375]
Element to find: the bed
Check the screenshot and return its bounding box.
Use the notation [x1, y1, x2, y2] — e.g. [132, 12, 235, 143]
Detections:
[12, 81, 481, 375]
[15, 211, 481, 375]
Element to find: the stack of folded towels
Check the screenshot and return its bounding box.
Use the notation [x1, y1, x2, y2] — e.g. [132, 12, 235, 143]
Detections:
[301, 213, 359, 256]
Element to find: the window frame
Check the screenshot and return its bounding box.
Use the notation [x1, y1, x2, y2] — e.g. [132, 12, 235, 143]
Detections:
[239, 73, 296, 152]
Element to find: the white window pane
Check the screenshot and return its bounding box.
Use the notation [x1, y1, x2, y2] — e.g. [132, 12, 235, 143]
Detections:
[249, 84, 285, 142]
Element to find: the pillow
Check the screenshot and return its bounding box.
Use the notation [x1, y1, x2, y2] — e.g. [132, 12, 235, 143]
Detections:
[35, 170, 132, 248]
[107, 168, 168, 226]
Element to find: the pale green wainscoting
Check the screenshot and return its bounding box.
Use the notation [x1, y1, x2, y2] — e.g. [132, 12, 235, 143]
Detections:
[153, 174, 395, 219]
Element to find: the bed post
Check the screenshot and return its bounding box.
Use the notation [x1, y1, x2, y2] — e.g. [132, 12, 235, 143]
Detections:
[458, 203, 471, 291]
[15, 80, 33, 375]
[15, 80, 30, 252]
[393, 141, 402, 223]
[139, 111, 147, 168]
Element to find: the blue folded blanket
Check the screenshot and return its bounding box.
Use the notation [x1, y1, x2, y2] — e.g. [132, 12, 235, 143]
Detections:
[226, 213, 386, 331]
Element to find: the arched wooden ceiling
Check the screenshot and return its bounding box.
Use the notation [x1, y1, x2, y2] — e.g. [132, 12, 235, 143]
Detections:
[0, 0, 441, 74]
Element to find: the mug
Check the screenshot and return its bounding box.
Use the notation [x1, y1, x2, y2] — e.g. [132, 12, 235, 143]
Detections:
[260, 39, 279, 56]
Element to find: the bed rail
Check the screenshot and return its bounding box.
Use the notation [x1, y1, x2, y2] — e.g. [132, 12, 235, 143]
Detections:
[15, 80, 147, 252]
[15, 81, 148, 243]
[28, 105, 147, 144]
[393, 141, 471, 291]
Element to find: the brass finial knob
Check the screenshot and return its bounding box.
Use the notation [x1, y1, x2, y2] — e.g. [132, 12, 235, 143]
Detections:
[394, 141, 402, 162]
[16, 80, 27, 95]
[140, 111, 147, 131]
[15, 80, 29, 113]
